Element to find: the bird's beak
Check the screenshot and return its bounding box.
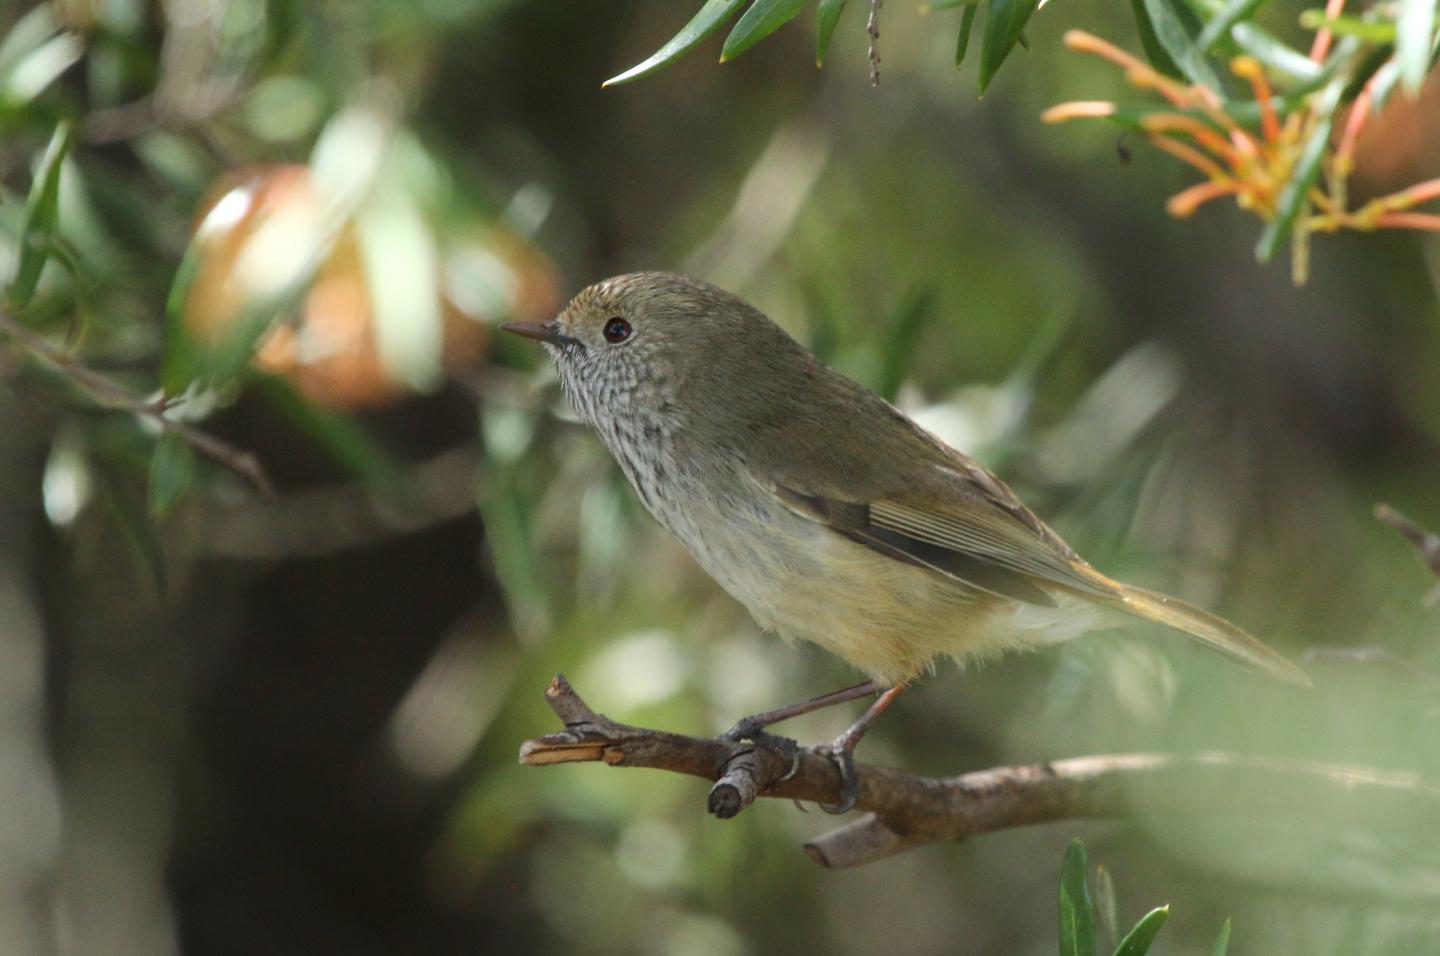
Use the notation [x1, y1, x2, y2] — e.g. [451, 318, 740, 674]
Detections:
[500, 320, 574, 347]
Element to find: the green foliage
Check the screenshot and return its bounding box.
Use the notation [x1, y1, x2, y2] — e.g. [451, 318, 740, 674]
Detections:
[1059, 839, 1224, 956]
[8, 120, 71, 312]
[815, 0, 849, 65]
[978, 0, 1039, 93]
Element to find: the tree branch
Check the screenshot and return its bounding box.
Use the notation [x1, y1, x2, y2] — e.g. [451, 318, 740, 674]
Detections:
[520, 675, 1440, 868]
[0, 312, 274, 498]
[1376, 502, 1440, 602]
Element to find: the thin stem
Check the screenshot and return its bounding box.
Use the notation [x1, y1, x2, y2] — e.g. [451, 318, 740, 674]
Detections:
[0, 311, 274, 498]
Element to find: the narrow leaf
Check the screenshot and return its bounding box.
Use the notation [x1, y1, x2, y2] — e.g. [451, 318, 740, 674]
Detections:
[1113, 906, 1170, 956]
[100, 469, 167, 597]
[1142, 0, 1224, 88]
[722, 0, 806, 62]
[956, 3, 979, 65]
[817, 0, 850, 66]
[1298, 11, 1397, 43]
[1127, 0, 1184, 77]
[148, 431, 196, 516]
[979, 0, 1040, 93]
[1094, 865, 1119, 950]
[1059, 839, 1097, 956]
[603, 0, 748, 86]
[8, 121, 73, 312]
[1195, 0, 1266, 51]
[1211, 918, 1233, 956]
[1255, 78, 1344, 262]
[1397, 0, 1438, 93]
[1230, 23, 1322, 82]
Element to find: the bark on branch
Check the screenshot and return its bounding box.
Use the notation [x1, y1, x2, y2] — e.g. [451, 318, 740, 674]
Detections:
[520, 674, 1440, 868]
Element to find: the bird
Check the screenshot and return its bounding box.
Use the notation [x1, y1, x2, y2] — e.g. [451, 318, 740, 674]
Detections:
[501, 271, 1309, 812]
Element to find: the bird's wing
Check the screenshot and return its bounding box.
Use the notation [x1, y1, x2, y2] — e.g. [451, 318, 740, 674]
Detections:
[754, 460, 1120, 608]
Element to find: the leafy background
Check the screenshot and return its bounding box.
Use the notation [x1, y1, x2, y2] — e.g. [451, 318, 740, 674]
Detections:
[1, 0, 1440, 954]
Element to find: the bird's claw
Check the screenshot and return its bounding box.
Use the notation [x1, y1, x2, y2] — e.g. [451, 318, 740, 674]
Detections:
[809, 741, 860, 814]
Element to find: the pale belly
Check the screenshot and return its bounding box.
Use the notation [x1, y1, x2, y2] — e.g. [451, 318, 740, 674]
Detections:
[645, 475, 1108, 686]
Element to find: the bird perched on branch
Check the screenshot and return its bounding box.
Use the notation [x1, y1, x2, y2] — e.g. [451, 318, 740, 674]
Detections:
[502, 272, 1309, 813]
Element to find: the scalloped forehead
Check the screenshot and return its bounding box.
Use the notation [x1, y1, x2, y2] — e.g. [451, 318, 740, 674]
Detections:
[564, 272, 738, 319]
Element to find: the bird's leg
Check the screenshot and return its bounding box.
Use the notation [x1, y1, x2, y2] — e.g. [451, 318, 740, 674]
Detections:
[812, 682, 908, 815]
[722, 680, 882, 741]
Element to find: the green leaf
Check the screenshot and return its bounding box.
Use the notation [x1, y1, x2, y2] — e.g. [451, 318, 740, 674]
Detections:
[1298, 10, 1397, 42]
[817, 0, 850, 66]
[1059, 839, 1097, 956]
[1094, 865, 1119, 950]
[100, 468, 167, 597]
[1211, 918, 1233, 956]
[8, 121, 73, 312]
[722, 0, 806, 62]
[877, 288, 936, 400]
[1255, 77, 1344, 262]
[0, 6, 60, 79]
[1142, 0, 1224, 89]
[1230, 23, 1322, 82]
[1127, 0, 1184, 77]
[1113, 906, 1170, 956]
[603, 0, 748, 86]
[253, 375, 406, 493]
[1397, 0, 1438, 93]
[1195, 0, 1266, 51]
[978, 0, 1040, 93]
[148, 431, 196, 516]
[956, 3, 979, 65]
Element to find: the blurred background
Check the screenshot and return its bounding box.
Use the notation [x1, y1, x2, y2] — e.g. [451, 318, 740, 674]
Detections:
[2, 0, 1440, 953]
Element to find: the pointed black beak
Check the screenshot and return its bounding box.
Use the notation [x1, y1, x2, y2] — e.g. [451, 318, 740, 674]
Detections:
[500, 320, 576, 347]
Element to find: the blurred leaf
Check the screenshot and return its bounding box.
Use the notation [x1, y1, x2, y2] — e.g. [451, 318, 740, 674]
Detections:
[1141, 0, 1223, 89]
[1298, 11, 1397, 42]
[0, 6, 60, 79]
[148, 431, 195, 516]
[956, 3, 979, 66]
[603, 0, 748, 86]
[1341, 42, 1396, 99]
[1059, 839, 1097, 956]
[1112, 906, 1169, 956]
[8, 120, 73, 312]
[1127, 0, 1184, 77]
[99, 467, 167, 597]
[1211, 918, 1233, 956]
[356, 184, 443, 391]
[978, 0, 1039, 93]
[3, 31, 83, 104]
[162, 242, 207, 394]
[1397, 0, 1438, 93]
[1094, 865, 1119, 950]
[876, 287, 935, 400]
[254, 375, 405, 492]
[1230, 23, 1322, 82]
[722, 0, 806, 62]
[1195, 0, 1266, 51]
[816, 0, 850, 66]
[1255, 78, 1343, 262]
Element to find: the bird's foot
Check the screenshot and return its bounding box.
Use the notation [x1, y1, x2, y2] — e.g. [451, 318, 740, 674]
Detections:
[807, 738, 860, 814]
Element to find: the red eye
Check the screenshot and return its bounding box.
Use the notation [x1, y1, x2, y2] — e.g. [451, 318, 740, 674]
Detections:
[603, 316, 632, 343]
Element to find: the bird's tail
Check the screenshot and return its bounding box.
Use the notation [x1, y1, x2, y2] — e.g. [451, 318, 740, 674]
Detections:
[1085, 572, 1311, 686]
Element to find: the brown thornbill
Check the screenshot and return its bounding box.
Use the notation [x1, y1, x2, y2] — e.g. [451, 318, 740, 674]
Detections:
[502, 272, 1310, 812]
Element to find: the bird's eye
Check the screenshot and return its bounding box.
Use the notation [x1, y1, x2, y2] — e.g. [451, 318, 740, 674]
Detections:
[603, 316, 632, 343]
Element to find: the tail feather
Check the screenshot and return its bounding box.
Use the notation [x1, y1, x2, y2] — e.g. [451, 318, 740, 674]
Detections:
[1100, 578, 1311, 686]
